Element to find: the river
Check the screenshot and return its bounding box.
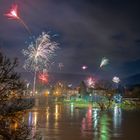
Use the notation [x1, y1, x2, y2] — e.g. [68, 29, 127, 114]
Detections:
[24, 96, 140, 140]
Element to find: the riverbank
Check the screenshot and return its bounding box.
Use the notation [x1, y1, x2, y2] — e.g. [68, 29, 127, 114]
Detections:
[63, 98, 140, 110]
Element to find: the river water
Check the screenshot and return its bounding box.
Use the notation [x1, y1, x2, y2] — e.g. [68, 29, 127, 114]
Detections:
[24, 96, 140, 140]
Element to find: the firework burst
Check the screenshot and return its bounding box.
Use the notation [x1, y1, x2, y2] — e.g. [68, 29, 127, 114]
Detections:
[112, 76, 120, 83]
[38, 72, 49, 84]
[22, 32, 59, 71]
[4, 4, 31, 34]
[82, 65, 88, 70]
[22, 32, 59, 93]
[100, 57, 109, 68]
[86, 76, 95, 88]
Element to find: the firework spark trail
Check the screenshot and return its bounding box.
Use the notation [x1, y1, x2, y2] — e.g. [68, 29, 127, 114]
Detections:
[18, 18, 31, 34]
[4, 4, 31, 34]
[100, 57, 109, 68]
[22, 32, 59, 93]
[22, 32, 59, 71]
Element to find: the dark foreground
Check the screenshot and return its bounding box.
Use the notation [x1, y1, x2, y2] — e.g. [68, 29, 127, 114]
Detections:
[24, 96, 140, 140]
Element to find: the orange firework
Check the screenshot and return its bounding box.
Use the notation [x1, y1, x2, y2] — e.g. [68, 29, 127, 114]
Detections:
[4, 4, 31, 34]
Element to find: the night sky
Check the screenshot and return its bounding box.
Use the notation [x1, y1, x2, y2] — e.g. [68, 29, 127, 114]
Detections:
[0, 0, 140, 84]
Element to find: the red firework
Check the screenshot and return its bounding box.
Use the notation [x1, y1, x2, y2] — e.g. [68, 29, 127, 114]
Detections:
[5, 4, 19, 19]
[4, 4, 31, 34]
[38, 72, 49, 84]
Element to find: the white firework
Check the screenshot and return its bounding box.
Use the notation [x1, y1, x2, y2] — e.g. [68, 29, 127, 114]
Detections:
[100, 57, 109, 68]
[86, 77, 95, 88]
[112, 76, 120, 84]
[22, 32, 59, 71]
[22, 32, 59, 94]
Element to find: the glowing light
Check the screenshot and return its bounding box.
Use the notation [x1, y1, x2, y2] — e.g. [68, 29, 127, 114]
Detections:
[23, 32, 58, 71]
[70, 103, 74, 117]
[100, 57, 109, 68]
[22, 32, 59, 93]
[100, 114, 110, 140]
[114, 105, 122, 130]
[38, 72, 49, 84]
[5, 4, 19, 19]
[68, 84, 72, 87]
[113, 94, 122, 103]
[28, 112, 32, 126]
[45, 90, 50, 96]
[82, 65, 88, 70]
[5, 4, 31, 34]
[33, 112, 37, 127]
[93, 109, 99, 128]
[86, 76, 95, 88]
[112, 76, 120, 83]
[54, 104, 59, 128]
[26, 83, 30, 88]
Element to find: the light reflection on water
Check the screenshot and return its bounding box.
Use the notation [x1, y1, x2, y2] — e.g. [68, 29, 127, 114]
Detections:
[81, 107, 112, 140]
[113, 105, 122, 138]
[24, 97, 140, 140]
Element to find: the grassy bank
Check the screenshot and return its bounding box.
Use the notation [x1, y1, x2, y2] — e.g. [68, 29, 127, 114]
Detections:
[63, 98, 140, 110]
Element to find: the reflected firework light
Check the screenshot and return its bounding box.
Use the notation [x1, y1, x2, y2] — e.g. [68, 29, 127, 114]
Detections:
[38, 72, 49, 84]
[86, 76, 95, 88]
[4, 4, 31, 34]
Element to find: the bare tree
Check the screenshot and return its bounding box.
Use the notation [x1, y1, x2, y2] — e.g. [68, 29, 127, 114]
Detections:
[95, 79, 115, 110]
[0, 52, 33, 140]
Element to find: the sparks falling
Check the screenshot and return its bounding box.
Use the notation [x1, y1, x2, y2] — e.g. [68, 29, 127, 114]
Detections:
[22, 32, 59, 93]
[4, 4, 31, 34]
[38, 72, 49, 84]
[86, 76, 95, 88]
[22, 32, 59, 71]
[100, 57, 109, 68]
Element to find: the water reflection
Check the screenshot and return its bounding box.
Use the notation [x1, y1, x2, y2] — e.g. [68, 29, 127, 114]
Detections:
[93, 109, 98, 129]
[70, 103, 74, 117]
[99, 113, 111, 140]
[113, 105, 122, 138]
[46, 107, 49, 123]
[81, 106, 123, 140]
[24, 97, 133, 140]
[114, 105, 122, 129]
[81, 107, 111, 140]
[54, 104, 59, 129]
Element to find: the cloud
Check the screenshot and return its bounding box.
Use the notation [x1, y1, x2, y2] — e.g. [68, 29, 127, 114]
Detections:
[0, 0, 140, 78]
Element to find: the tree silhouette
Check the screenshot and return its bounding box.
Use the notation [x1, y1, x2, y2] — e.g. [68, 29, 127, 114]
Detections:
[0, 52, 34, 140]
[79, 81, 87, 96]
